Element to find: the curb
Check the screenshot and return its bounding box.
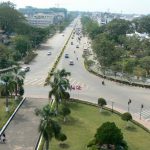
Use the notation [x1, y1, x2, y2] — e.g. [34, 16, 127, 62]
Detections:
[84, 56, 150, 89]
[35, 133, 42, 150]
[0, 97, 26, 136]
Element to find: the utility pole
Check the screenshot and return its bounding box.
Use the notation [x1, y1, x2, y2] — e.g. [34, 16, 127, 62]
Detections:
[140, 104, 144, 120]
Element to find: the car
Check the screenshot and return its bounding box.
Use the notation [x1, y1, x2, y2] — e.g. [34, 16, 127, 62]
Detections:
[65, 54, 69, 58]
[47, 51, 51, 55]
[21, 66, 30, 72]
[69, 60, 74, 65]
[76, 45, 79, 48]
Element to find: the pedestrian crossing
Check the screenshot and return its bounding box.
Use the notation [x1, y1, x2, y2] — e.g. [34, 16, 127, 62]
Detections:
[133, 109, 150, 121]
[24, 76, 89, 90]
[67, 77, 89, 91]
[24, 77, 46, 86]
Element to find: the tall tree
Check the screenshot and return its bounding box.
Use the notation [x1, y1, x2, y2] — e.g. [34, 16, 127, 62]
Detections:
[0, 73, 14, 111]
[0, 1, 25, 33]
[46, 69, 71, 114]
[36, 104, 66, 150]
[0, 44, 13, 69]
[12, 35, 31, 58]
[106, 19, 131, 42]
[92, 33, 116, 67]
[12, 68, 25, 100]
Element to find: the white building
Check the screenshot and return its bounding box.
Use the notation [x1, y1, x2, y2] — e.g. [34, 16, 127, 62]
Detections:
[126, 31, 150, 40]
[27, 13, 55, 27]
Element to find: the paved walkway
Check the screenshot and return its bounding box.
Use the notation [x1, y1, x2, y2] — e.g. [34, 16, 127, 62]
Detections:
[0, 98, 47, 150]
[106, 105, 150, 130]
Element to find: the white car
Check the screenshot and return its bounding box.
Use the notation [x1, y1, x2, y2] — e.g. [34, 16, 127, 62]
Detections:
[20, 66, 30, 72]
[47, 51, 51, 55]
[69, 60, 74, 65]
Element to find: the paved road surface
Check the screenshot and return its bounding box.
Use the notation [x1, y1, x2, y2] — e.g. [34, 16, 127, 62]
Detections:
[24, 20, 76, 98]
[0, 98, 47, 150]
[57, 19, 150, 124]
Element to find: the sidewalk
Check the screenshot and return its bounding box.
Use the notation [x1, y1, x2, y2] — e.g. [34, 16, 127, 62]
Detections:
[0, 98, 47, 150]
[107, 105, 150, 130]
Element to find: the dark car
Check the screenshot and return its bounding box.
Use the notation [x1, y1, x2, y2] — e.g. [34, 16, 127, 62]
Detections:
[65, 54, 69, 58]
[76, 45, 79, 48]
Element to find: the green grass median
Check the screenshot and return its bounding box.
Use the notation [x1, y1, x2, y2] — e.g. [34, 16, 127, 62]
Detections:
[49, 101, 150, 150]
[0, 97, 19, 129]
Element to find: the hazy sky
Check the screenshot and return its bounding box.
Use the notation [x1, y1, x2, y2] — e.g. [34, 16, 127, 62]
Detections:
[2, 0, 150, 14]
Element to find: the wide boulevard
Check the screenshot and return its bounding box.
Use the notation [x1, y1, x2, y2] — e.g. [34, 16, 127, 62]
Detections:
[24, 18, 150, 125]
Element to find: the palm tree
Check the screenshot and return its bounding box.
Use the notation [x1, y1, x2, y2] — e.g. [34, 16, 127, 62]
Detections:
[36, 104, 64, 150]
[46, 69, 71, 114]
[0, 79, 5, 97]
[0, 73, 14, 112]
[12, 68, 25, 100]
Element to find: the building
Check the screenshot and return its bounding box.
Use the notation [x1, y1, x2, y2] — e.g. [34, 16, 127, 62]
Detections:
[19, 6, 66, 27]
[126, 31, 150, 40]
[27, 13, 55, 27]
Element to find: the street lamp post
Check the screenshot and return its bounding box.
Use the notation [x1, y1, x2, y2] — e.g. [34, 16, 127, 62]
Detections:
[111, 101, 114, 113]
[140, 104, 144, 120]
[128, 99, 132, 112]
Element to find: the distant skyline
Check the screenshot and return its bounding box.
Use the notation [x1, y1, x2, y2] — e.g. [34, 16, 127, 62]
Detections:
[1, 0, 150, 14]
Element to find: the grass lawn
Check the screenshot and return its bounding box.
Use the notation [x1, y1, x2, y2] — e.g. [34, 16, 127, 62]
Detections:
[0, 97, 19, 129]
[49, 101, 150, 150]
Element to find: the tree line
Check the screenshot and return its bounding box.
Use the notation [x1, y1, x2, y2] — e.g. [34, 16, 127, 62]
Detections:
[81, 16, 150, 79]
[0, 1, 76, 69]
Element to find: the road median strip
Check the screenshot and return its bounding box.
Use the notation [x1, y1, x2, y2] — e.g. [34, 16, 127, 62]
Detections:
[44, 29, 74, 84]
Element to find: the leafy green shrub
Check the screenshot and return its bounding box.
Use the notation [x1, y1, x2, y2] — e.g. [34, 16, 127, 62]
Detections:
[121, 112, 132, 121]
[98, 98, 107, 112]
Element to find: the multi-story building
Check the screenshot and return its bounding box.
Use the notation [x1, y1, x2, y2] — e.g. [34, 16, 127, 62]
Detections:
[19, 6, 66, 27]
[27, 13, 55, 27]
